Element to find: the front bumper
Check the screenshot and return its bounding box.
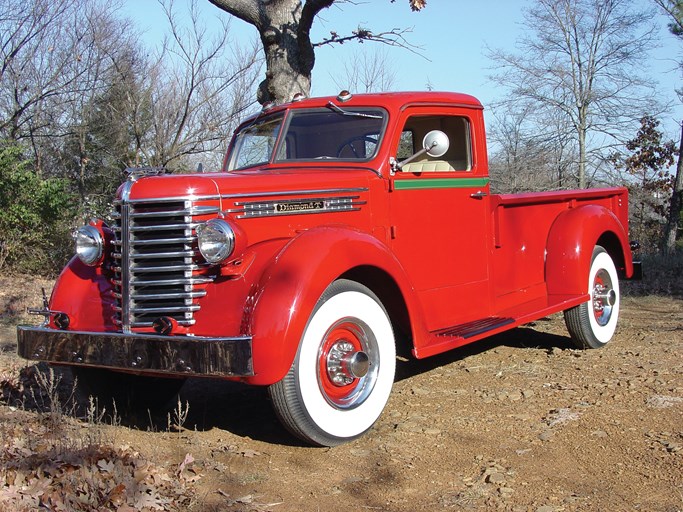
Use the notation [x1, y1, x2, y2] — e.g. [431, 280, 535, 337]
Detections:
[17, 326, 253, 378]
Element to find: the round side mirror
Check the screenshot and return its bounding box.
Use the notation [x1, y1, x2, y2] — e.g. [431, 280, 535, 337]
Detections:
[423, 130, 449, 158]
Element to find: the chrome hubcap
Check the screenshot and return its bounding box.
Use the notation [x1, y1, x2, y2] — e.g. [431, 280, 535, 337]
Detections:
[326, 340, 370, 386]
[592, 269, 615, 326]
[594, 286, 617, 307]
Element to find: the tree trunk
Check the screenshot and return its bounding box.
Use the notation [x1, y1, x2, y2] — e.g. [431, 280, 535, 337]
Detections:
[257, 2, 313, 104]
[662, 120, 683, 253]
[208, 0, 334, 105]
[578, 133, 586, 188]
[577, 108, 588, 189]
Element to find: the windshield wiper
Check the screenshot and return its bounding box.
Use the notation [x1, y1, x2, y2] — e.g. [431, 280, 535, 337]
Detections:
[326, 101, 383, 119]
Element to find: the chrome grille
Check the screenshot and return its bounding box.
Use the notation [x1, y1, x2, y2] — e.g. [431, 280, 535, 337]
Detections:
[111, 197, 219, 331]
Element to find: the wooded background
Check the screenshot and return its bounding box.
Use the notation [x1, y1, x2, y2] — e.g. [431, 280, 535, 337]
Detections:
[1, 0, 681, 275]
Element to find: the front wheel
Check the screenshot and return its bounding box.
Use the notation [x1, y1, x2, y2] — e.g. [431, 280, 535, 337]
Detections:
[269, 279, 396, 446]
[564, 245, 620, 349]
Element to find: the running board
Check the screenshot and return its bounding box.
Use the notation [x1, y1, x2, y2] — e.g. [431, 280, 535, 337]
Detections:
[414, 316, 518, 359]
[437, 317, 515, 339]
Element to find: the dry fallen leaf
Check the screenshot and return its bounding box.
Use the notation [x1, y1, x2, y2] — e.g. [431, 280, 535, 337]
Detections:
[97, 459, 116, 473]
[105, 482, 126, 507]
[177, 453, 194, 474]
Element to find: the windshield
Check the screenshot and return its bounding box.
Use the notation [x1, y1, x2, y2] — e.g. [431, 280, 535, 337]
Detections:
[227, 107, 387, 170]
[228, 114, 284, 170]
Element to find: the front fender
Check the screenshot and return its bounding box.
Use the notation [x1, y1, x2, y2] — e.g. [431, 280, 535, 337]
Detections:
[546, 204, 632, 299]
[48, 256, 117, 331]
[247, 226, 413, 385]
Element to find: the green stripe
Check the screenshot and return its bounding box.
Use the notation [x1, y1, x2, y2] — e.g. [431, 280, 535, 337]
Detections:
[394, 177, 490, 190]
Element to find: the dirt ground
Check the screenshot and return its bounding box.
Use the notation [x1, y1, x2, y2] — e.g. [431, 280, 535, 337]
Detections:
[1, 276, 682, 512]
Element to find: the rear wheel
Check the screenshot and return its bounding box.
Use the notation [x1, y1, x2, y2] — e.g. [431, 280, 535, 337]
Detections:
[564, 245, 620, 349]
[269, 279, 396, 446]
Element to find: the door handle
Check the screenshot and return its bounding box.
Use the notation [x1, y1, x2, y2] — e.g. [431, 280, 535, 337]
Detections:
[470, 191, 487, 199]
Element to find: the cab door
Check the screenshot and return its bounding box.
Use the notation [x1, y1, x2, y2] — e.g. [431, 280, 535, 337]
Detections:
[389, 107, 491, 331]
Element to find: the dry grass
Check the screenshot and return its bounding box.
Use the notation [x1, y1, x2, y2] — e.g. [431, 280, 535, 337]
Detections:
[623, 250, 683, 297]
[0, 364, 201, 511]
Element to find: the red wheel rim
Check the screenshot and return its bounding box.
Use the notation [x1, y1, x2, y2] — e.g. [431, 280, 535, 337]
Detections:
[316, 318, 377, 409]
[592, 268, 615, 326]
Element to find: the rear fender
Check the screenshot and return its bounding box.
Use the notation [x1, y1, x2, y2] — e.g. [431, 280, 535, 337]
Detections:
[247, 227, 415, 385]
[546, 205, 632, 298]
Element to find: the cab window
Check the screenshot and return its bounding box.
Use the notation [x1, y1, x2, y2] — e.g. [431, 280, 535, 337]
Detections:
[399, 115, 472, 173]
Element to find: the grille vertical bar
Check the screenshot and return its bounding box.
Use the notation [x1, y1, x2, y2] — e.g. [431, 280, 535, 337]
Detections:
[111, 191, 219, 331]
[120, 197, 132, 332]
[119, 180, 134, 333]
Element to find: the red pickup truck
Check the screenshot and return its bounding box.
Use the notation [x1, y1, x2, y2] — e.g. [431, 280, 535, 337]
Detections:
[18, 91, 639, 446]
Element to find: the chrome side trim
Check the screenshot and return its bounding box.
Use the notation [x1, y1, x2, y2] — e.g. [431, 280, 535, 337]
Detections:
[230, 195, 367, 219]
[221, 187, 369, 200]
[113, 187, 369, 204]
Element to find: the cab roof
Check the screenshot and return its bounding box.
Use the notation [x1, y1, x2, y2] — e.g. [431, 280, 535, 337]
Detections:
[242, 91, 483, 124]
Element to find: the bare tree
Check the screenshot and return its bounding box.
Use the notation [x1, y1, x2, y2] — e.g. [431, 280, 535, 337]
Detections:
[0, 0, 146, 179]
[143, 0, 260, 171]
[0, 0, 261, 215]
[331, 47, 397, 93]
[488, 103, 540, 193]
[489, 0, 658, 189]
[58, 5, 146, 205]
[488, 101, 577, 193]
[206, 0, 426, 104]
[0, 0, 86, 144]
[654, 0, 683, 253]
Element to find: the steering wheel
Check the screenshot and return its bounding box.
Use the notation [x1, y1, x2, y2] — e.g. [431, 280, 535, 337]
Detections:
[336, 135, 378, 158]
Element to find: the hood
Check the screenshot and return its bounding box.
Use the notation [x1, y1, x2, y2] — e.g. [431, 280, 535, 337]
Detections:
[117, 167, 377, 204]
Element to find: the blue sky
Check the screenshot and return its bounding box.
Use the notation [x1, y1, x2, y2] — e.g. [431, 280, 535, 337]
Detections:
[121, 0, 683, 138]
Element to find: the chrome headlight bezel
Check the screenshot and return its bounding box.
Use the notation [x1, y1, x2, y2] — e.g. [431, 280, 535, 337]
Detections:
[75, 224, 104, 266]
[197, 218, 235, 264]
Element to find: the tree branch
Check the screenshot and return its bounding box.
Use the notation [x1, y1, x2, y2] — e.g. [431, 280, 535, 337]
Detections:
[300, 0, 335, 36]
[314, 25, 425, 58]
[653, 0, 683, 37]
[207, 0, 260, 27]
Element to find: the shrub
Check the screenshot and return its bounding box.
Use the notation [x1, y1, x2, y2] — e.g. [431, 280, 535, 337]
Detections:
[0, 142, 78, 274]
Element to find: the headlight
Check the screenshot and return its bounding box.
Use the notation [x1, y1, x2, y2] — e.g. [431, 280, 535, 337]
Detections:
[75, 225, 104, 266]
[197, 218, 235, 264]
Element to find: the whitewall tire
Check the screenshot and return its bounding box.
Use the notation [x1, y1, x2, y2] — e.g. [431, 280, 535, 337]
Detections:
[564, 245, 620, 349]
[269, 279, 396, 446]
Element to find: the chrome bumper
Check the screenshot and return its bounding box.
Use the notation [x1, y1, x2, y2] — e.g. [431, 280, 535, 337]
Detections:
[17, 326, 253, 378]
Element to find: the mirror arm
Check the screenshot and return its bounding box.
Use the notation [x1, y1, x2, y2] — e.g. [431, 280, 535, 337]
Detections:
[393, 142, 436, 172]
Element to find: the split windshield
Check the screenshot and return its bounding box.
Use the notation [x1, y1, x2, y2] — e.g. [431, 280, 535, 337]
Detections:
[227, 107, 387, 170]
